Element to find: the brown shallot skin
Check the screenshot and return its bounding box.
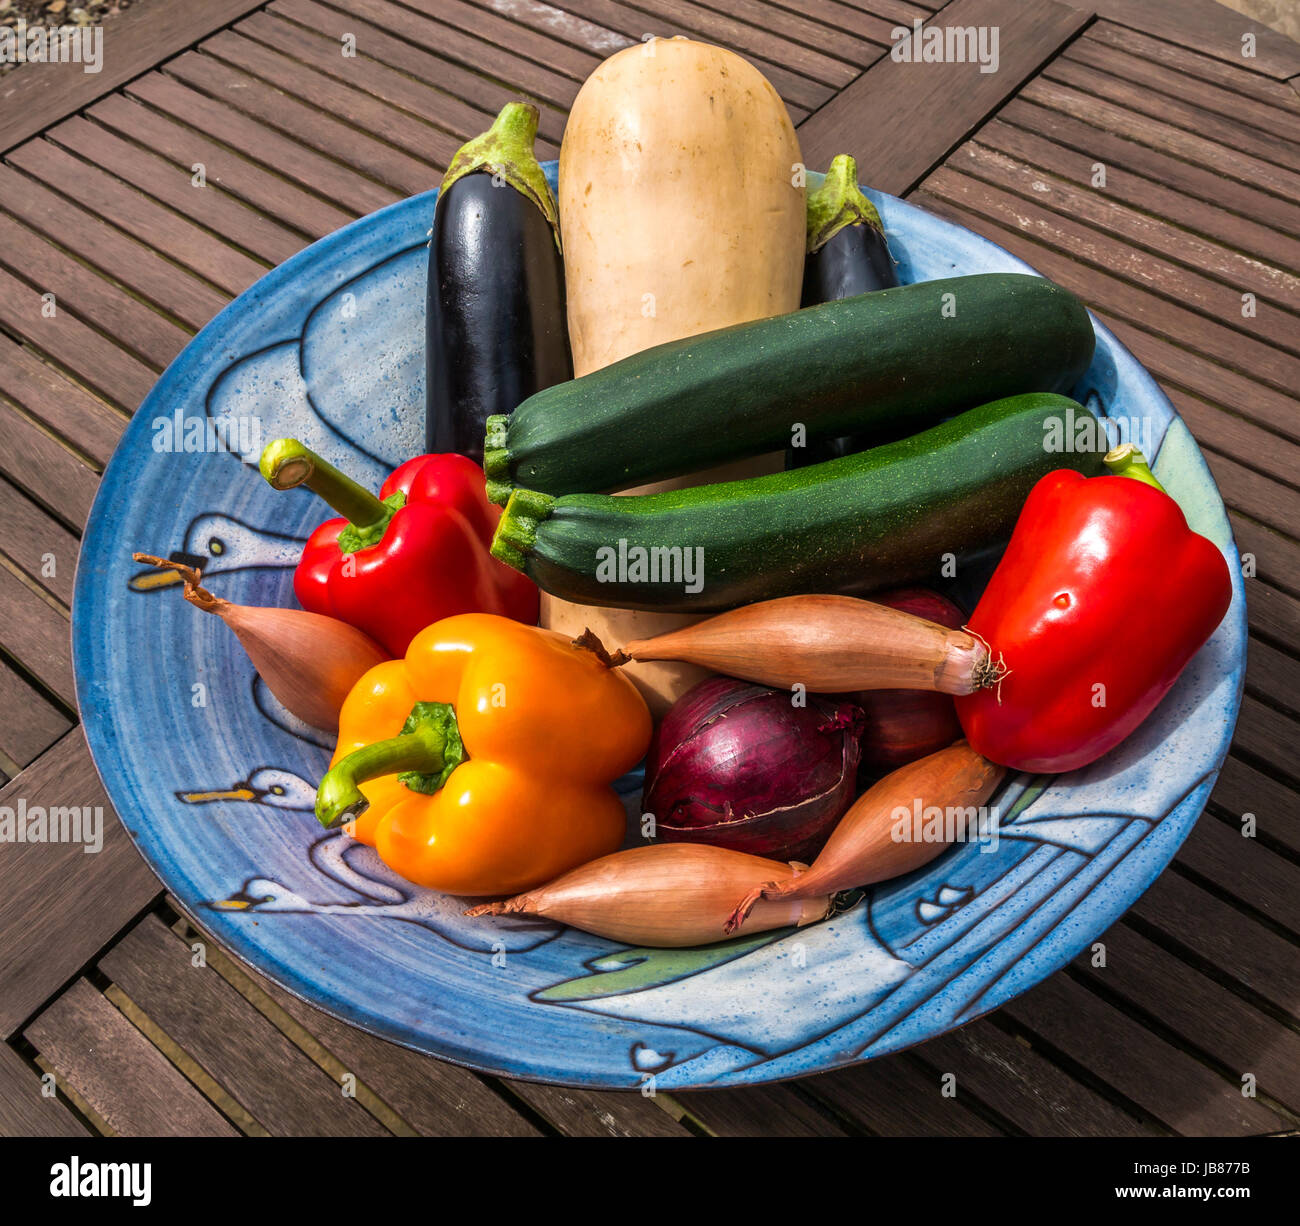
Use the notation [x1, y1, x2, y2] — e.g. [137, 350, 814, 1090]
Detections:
[725, 741, 1005, 934]
[623, 594, 994, 696]
[132, 553, 387, 733]
[466, 843, 831, 947]
[857, 589, 966, 773]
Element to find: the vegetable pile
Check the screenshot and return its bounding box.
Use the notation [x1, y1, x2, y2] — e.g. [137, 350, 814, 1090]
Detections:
[148, 39, 1233, 951]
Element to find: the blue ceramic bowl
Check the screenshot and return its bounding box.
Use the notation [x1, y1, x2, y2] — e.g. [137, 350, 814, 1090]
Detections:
[73, 166, 1245, 1089]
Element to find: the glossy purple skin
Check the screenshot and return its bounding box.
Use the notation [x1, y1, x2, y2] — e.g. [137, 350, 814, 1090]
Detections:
[643, 676, 865, 862]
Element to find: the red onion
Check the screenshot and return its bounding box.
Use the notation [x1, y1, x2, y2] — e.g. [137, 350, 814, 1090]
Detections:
[642, 675, 864, 862]
[858, 589, 964, 773]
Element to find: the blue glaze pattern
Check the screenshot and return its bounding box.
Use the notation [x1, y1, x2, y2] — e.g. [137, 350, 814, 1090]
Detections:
[73, 165, 1245, 1088]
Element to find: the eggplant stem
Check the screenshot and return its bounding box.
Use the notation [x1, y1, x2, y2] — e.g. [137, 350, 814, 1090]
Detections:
[131, 552, 226, 614]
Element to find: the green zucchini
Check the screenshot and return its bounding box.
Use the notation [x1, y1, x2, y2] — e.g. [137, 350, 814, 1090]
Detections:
[484, 272, 1095, 504]
[491, 393, 1107, 613]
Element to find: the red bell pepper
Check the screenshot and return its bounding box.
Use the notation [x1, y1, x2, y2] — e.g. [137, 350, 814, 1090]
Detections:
[259, 439, 538, 657]
[954, 445, 1232, 773]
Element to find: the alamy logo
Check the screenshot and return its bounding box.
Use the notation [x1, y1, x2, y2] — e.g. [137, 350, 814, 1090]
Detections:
[50, 1158, 151, 1206]
[890, 20, 1000, 74]
[595, 539, 704, 594]
[0, 800, 103, 853]
[0, 21, 103, 74]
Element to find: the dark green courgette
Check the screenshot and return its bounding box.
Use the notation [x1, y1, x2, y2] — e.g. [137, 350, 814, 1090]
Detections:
[484, 272, 1095, 504]
[491, 393, 1107, 613]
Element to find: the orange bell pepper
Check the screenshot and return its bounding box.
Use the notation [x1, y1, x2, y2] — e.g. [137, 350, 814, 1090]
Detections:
[315, 613, 651, 895]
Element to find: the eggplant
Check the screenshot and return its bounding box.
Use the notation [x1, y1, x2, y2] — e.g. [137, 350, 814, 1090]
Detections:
[426, 103, 571, 462]
[788, 154, 899, 468]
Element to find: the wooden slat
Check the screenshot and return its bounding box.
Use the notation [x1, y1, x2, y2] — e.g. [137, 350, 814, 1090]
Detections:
[543, 0, 821, 116]
[199, 30, 465, 172]
[1045, 52, 1300, 177]
[0, 731, 161, 1037]
[0, 472, 80, 605]
[0, 659, 72, 770]
[0, 336, 126, 470]
[7, 139, 269, 299]
[796, 0, 1089, 185]
[0, 168, 228, 334]
[1203, 452, 1300, 542]
[1246, 639, 1300, 718]
[1233, 521, 1300, 607]
[804, 1051, 1006, 1135]
[1084, 21, 1300, 108]
[310, 0, 583, 114]
[163, 52, 436, 199]
[1019, 75, 1300, 208]
[25, 980, 236, 1137]
[601, 0, 866, 86]
[0, 1042, 88, 1137]
[1246, 582, 1300, 658]
[467, 0, 632, 57]
[999, 93, 1300, 243]
[1164, 388, 1300, 499]
[977, 115, 1300, 276]
[165, 898, 544, 1137]
[947, 140, 1300, 310]
[1211, 754, 1300, 857]
[235, 9, 552, 157]
[0, 400, 100, 533]
[1105, 319, 1300, 448]
[0, 563, 74, 705]
[403, 0, 604, 84]
[0, 211, 189, 371]
[506, 1080, 692, 1137]
[1004, 972, 1287, 1135]
[918, 1019, 1159, 1136]
[1174, 809, 1300, 936]
[1065, 33, 1300, 142]
[1232, 694, 1300, 778]
[0, 266, 155, 414]
[1074, 923, 1300, 1118]
[1078, 1, 1300, 80]
[88, 94, 353, 244]
[46, 115, 305, 268]
[678, 1085, 848, 1136]
[100, 914, 389, 1137]
[1132, 867, 1300, 1019]
[265, 0, 568, 147]
[0, 0, 270, 156]
[124, 73, 395, 219]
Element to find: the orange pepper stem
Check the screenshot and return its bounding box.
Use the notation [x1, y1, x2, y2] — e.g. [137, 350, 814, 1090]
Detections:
[315, 701, 464, 828]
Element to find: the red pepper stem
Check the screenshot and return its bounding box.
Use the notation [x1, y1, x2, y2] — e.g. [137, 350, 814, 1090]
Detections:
[1103, 443, 1167, 495]
[315, 702, 464, 828]
[259, 438, 391, 531]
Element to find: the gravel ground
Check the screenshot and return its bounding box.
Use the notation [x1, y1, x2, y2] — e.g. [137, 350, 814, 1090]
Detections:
[0, 0, 141, 75]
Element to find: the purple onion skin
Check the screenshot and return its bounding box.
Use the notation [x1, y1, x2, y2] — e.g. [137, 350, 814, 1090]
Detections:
[642, 675, 865, 863]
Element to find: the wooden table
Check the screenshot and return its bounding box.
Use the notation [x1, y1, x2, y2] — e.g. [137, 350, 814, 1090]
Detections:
[0, 0, 1297, 1138]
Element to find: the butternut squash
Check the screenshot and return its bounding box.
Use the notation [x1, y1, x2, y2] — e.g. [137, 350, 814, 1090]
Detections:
[545, 37, 806, 715]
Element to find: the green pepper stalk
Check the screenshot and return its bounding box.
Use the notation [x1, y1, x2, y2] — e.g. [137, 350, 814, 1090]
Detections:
[259, 438, 404, 553]
[1103, 443, 1168, 495]
[315, 702, 465, 828]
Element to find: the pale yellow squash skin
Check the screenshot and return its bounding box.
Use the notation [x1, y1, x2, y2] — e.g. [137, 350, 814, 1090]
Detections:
[560, 37, 805, 375]
[543, 38, 806, 717]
